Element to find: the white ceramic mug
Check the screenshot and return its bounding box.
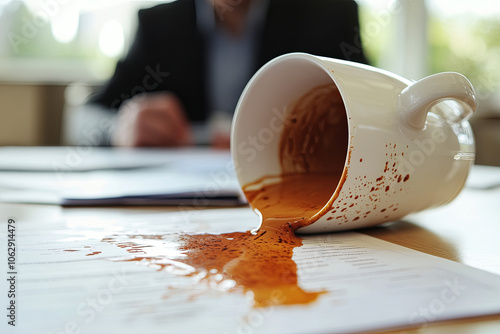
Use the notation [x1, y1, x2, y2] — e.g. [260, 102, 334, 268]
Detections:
[231, 53, 476, 233]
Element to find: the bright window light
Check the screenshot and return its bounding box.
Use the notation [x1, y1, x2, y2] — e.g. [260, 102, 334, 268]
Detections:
[51, 8, 79, 44]
[98, 20, 124, 58]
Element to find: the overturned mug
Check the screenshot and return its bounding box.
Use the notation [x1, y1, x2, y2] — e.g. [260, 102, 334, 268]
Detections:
[231, 53, 476, 233]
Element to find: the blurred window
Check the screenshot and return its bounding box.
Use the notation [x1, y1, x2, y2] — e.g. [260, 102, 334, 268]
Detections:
[358, 0, 500, 107]
[0, 0, 171, 83]
[1, 0, 499, 100]
[428, 0, 500, 106]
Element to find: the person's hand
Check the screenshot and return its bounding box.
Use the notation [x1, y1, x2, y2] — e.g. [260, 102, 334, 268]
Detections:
[211, 133, 231, 149]
[112, 92, 192, 147]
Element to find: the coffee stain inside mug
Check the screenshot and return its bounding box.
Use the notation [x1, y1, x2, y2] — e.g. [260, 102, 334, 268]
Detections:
[102, 84, 348, 307]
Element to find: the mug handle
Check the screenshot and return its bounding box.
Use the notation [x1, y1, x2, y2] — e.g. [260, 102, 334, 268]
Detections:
[398, 72, 477, 130]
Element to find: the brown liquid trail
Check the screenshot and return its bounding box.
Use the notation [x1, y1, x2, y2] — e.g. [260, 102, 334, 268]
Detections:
[104, 84, 348, 307]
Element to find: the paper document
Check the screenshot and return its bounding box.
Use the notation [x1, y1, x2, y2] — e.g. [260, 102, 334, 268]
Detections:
[465, 164, 500, 190]
[0, 146, 181, 171]
[3, 207, 500, 334]
[0, 148, 244, 206]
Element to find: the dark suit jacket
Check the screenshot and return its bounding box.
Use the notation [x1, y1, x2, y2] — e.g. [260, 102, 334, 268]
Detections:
[89, 0, 367, 121]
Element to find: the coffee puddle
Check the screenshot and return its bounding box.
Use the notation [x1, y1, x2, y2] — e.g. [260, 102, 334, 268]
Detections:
[103, 84, 348, 307]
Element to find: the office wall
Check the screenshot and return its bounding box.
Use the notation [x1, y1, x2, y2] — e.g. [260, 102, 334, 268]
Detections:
[0, 84, 65, 146]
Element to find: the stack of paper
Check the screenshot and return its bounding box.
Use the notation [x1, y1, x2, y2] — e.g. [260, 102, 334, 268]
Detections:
[0, 147, 244, 206]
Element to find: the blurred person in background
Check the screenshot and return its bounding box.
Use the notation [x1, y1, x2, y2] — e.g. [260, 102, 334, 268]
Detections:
[84, 0, 367, 148]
